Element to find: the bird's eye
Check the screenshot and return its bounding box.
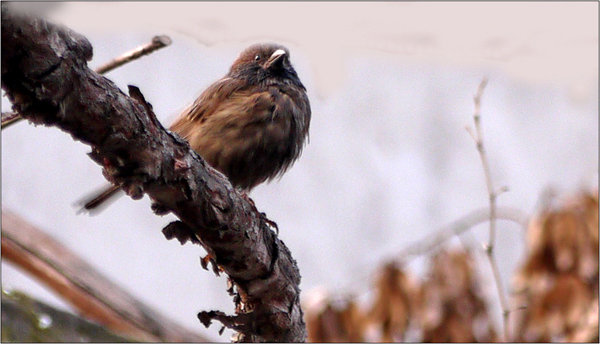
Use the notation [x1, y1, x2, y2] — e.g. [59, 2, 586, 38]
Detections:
[254, 55, 261, 61]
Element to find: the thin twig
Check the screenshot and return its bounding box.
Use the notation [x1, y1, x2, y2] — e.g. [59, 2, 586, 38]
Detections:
[94, 35, 172, 74]
[1, 35, 172, 129]
[1, 111, 21, 128]
[467, 77, 511, 341]
[397, 206, 527, 259]
[331, 206, 528, 299]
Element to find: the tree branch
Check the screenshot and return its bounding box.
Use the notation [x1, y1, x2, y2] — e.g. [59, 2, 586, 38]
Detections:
[2, 290, 133, 342]
[396, 206, 527, 260]
[1, 5, 305, 342]
[466, 78, 510, 341]
[94, 35, 172, 74]
[2, 208, 208, 342]
[2, 34, 171, 129]
[1, 111, 21, 128]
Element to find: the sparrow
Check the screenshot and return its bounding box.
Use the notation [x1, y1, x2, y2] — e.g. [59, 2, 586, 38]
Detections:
[82, 43, 311, 211]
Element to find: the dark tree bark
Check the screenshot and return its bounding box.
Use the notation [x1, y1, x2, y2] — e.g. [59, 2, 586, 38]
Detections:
[1, 4, 305, 342]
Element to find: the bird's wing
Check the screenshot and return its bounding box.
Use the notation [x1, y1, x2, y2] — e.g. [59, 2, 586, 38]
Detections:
[168, 77, 246, 137]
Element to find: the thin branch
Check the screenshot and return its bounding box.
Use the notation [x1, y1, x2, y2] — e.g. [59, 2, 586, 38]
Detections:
[1, 34, 171, 129]
[467, 77, 510, 341]
[2, 208, 208, 342]
[1, 6, 305, 342]
[397, 206, 527, 259]
[487, 251, 510, 338]
[94, 35, 172, 74]
[330, 206, 527, 299]
[1, 111, 21, 128]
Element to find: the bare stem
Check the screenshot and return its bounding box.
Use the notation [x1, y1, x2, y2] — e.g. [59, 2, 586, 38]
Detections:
[1, 111, 21, 128]
[1, 35, 172, 129]
[398, 206, 527, 259]
[333, 206, 528, 299]
[488, 245, 510, 340]
[94, 35, 171, 74]
[468, 77, 510, 341]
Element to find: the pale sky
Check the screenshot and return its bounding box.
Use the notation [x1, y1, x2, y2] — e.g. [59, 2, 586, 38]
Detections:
[42, 2, 598, 98]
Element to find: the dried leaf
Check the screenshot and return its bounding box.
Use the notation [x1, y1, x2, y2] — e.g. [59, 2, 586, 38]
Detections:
[513, 191, 598, 342]
[369, 263, 416, 341]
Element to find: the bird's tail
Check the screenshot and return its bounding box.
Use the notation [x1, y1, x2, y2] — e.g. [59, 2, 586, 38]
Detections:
[77, 184, 122, 214]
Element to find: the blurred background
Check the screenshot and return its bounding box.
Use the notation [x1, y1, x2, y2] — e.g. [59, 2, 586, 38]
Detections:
[2, 2, 597, 342]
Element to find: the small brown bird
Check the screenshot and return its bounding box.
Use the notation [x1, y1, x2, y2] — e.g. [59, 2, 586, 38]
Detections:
[83, 43, 311, 210]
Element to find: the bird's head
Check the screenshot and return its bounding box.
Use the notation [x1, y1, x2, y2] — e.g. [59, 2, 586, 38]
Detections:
[228, 43, 303, 87]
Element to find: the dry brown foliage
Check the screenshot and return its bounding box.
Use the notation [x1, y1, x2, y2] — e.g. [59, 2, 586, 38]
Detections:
[306, 251, 495, 342]
[418, 250, 497, 342]
[512, 190, 598, 342]
[306, 297, 366, 342]
[368, 263, 417, 341]
[304, 190, 598, 343]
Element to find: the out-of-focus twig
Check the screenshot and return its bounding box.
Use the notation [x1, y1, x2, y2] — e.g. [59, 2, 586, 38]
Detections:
[1, 35, 172, 129]
[329, 206, 527, 301]
[397, 206, 527, 260]
[466, 77, 511, 341]
[1, 208, 208, 342]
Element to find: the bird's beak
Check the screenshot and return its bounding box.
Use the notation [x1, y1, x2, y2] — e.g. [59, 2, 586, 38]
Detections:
[265, 49, 286, 69]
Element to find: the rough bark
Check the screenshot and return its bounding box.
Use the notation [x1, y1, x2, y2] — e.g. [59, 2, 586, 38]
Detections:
[1, 34, 171, 128]
[1, 5, 305, 342]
